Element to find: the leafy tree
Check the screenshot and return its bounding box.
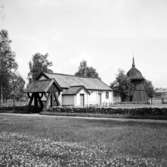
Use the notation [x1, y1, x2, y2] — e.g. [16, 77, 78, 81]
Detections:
[144, 80, 155, 99]
[75, 60, 100, 79]
[111, 69, 155, 102]
[111, 70, 133, 101]
[28, 53, 53, 81]
[10, 73, 25, 101]
[0, 29, 18, 103]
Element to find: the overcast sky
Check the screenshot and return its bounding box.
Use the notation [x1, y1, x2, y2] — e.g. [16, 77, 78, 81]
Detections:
[1, 0, 167, 87]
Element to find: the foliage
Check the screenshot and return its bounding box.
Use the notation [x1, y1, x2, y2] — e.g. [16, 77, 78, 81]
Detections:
[0, 29, 18, 101]
[75, 60, 100, 79]
[0, 132, 160, 166]
[49, 106, 167, 117]
[111, 69, 155, 101]
[144, 80, 155, 98]
[2, 105, 167, 118]
[0, 106, 29, 113]
[111, 70, 133, 101]
[28, 53, 53, 81]
[10, 73, 25, 101]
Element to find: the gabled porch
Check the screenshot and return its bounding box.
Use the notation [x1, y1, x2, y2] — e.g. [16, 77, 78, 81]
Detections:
[25, 79, 62, 112]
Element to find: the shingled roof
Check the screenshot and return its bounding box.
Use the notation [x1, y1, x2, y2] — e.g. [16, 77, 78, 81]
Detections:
[62, 86, 90, 95]
[127, 58, 144, 80]
[25, 79, 61, 93]
[40, 72, 112, 91]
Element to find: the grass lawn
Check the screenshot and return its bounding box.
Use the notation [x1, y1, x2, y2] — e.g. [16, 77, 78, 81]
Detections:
[0, 114, 167, 166]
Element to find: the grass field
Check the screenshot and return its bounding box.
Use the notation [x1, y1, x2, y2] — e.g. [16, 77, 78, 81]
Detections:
[0, 114, 167, 166]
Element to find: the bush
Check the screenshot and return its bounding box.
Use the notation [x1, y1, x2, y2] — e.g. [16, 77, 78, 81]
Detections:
[50, 106, 167, 117]
[0, 106, 39, 113]
[1, 105, 167, 117]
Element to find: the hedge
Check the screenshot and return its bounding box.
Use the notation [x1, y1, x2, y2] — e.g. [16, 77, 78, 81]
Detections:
[49, 106, 167, 116]
[0, 106, 40, 113]
[1, 105, 167, 117]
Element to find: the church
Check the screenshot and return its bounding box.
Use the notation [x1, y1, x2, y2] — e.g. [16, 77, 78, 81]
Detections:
[25, 72, 113, 110]
[127, 58, 148, 103]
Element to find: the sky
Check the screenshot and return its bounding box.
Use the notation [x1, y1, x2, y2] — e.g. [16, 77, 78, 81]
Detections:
[0, 0, 167, 87]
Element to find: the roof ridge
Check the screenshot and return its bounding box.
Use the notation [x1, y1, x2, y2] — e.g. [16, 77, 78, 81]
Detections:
[42, 72, 112, 91]
[45, 72, 100, 80]
[70, 85, 85, 87]
[33, 79, 51, 82]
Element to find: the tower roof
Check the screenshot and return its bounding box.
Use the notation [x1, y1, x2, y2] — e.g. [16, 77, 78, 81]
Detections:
[127, 58, 144, 80]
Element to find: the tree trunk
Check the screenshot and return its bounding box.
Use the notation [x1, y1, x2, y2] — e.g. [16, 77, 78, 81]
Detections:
[0, 86, 3, 105]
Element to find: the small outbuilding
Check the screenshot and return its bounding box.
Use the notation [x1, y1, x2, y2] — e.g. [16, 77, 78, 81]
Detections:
[153, 88, 167, 104]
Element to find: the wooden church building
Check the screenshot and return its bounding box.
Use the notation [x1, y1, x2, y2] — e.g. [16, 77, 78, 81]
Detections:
[127, 58, 148, 103]
[25, 72, 113, 111]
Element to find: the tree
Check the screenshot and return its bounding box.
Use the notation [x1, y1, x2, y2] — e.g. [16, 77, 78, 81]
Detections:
[10, 73, 25, 101]
[28, 53, 53, 81]
[111, 69, 155, 102]
[110, 70, 133, 101]
[75, 60, 100, 79]
[0, 29, 18, 103]
[144, 80, 155, 99]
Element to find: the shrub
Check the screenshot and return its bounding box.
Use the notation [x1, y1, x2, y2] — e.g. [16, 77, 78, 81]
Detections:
[51, 106, 167, 117]
[0, 106, 38, 113]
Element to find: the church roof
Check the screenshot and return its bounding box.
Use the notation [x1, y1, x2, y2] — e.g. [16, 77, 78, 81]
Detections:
[25, 79, 61, 93]
[62, 86, 90, 95]
[127, 58, 144, 80]
[40, 72, 112, 91]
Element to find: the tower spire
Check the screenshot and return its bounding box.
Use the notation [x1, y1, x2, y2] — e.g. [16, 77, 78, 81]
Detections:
[132, 57, 135, 67]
